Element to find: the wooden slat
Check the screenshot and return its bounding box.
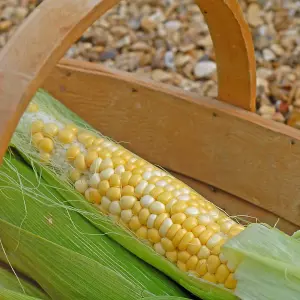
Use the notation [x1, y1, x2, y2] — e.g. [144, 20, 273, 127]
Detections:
[43, 59, 300, 228]
[171, 171, 298, 235]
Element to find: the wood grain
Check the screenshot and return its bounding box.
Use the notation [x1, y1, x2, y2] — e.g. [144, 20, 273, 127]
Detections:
[43, 59, 300, 228]
[0, 0, 119, 163]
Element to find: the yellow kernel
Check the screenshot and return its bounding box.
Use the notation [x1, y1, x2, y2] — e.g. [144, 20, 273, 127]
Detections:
[88, 145, 102, 153]
[161, 238, 175, 251]
[182, 217, 198, 231]
[166, 251, 177, 263]
[202, 273, 217, 283]
[93, 137, 104, 146]
[211, 241, 225, 255]
[99, 158, 113, 171]
[65, 123, 78, 134]
[74, 154, 87, 171]
[121, 152, 132, 161]
[207, 255, 221, 274]
[31, 120, 44, 134]
[224, 273, 237, 289]
[199, 229, 215, 245]
[178, 232, 194, 251]
[177, 261, 187, 272]
[120, 209, 133, 223]
[85, 151, 98, 167]
[98, 148, 112, 159]
[197, 246, 211, 259]
[98, 180, 110, 196]
[27, 103, 39, 113]
[106, 187, 121, 201]
[132, 202, 142, 216]
[43, 123, 58, 137]
[150, 187, 164, 198]
[136, 226, 148, 240]
[192, 225, 206, 237]
[40, 152, 51, 163]
[207, 223, 221, 232]
[38, 138, 54, 153]
[128, 174, 142, 187]
[157, 191, 173, 204]
[66, 146, 80, 161]
[121, 185, 135, 196]
[121, 171, 132, 186]
[196, 259, 207, 276]
[186, 255, 198, 270]
[112, 157, 125, 167]
[228, 224, 245, 238]
[172, 229, 187, 248]
[178, 251, 191, 263]
[187, 238, 202, 255]
[85, 188, 101, 204]
[129, 216, 141, 231]
[154, 213, 169, 229]
[215, 264, 230, 284]
[134, 159, 146, 167]
[31, 132, 44, 147]
[58, 129, 75, 144]
[139, 208, 150, 225]
[132, 167, 144, 175]
[166, 224, 181, 240]
[109, 174, 121, 187]
[125, 162, 135, 171]
[148, 228, 161, 243]
[69, 169, 81, 182]
[171, 201, 188, 214]
[83, 136, 95, 148]
[77, 132, 91, 143]
[120, 196, 137, 210]
[148, 176, 160, 184]
[171, 213, 186, 224]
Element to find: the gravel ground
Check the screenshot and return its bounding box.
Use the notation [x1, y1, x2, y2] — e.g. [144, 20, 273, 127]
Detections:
[1, 0, 300, 127]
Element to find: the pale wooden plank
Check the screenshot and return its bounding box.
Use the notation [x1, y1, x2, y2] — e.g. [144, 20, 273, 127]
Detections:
[43, 60, 300, 227]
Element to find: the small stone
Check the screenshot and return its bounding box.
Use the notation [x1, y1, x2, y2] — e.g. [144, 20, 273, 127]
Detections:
[151, 69, 172, 82]
[99, 50, 118, 61]
[247, 3, 263, 27]
[194, 61, 217, 79]
[256, 67, 273, 80]
[165, 20, 182, 32]
[130, 41, 151, 52]
[270, 44, 285, 56]
[110, 26, 128, 37]
[14, 7, 29, 20]
[179, 44, 195, 52]
[263, 49, 276, 61]
[115, 35, 131, 48]
[258, 105, 276, 116]
[141, 17, 156, 31]
[164, 51, 175, 70]
[128, 18, 141, 30]
[272, 112, 285, 123]
[1, 7, 14, 20]
[175, 54, 191, 67]
[0, 20, 13, 32]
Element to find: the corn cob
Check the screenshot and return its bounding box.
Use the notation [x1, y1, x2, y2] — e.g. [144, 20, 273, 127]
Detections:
[14, 92, 244, 294]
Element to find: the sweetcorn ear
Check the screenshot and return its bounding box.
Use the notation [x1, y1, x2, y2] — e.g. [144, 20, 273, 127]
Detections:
[10, 89, 300, 300]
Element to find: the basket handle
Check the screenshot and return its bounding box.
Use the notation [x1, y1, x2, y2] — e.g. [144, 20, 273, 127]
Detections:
[0, 0, 256, 162]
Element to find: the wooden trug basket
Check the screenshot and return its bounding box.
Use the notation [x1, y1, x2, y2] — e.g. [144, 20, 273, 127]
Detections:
[0, 0, 299, 235]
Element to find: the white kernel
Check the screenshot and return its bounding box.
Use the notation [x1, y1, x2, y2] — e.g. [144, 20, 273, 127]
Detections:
[156, 180, 167, 187]
[135, 180, 148, 195]
[197, 246, 210, 259]
[100, 168, 114, 180]
[75, 178, 88, 194]
[172, 190, 181, 197]
[143, 184, 155, 195]
[129, 157, 138, 163]
[220, 220, 235, 233]
[140, 195, 155, 208]
[159, 218, 173, 237]
[227, 261, 238, 272]
[102, 141, 113, 148]
[153, 171, 162, 177]
[219, 253, 227, 264]
[147, 214, 157, 228]
[120, 196, 136, 210]
[166, 199, 177, 213]
[90, 157, 102, 173]
[115, 165, 125, 175]
[121, 209, 133, 223]
[164, 184, 175, 191]
[180, 188, 190, 194]
[101, 196, 111, 210]
[206, 234, 223, 249]
[185, 207, 200, 217]
[198, 215, 213, 225]
[109, 201, 121, 215]
[89, 173, 101, 188]
[142, 171, 152, 180]
[149, 201, 166, 214]
[209, 210, 219, 220]
[154, 242, 166, 255]
[110, 145, 119, 152]
[178, 194, 190, 201]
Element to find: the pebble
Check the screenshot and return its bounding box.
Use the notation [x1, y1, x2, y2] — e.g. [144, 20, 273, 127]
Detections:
[0, 20, 12, 32]
[262, 48, 276, 61]
[151, 69, 172, 82]
[194, 61, 217, 79]
[165, 20, 181, 32]
[247, 3, 264, 27]
[99, 50, 118, 61]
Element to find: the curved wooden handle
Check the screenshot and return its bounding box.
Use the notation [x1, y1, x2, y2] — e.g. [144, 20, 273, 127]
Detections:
[0, 0, 256, 163]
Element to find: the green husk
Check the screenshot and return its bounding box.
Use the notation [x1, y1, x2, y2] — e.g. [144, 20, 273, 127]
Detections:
[0, 264, 48, 299]
[0, 288, 43, 300]
[11, 89, 236, 300]
[0, 219, 152, 300]
[223, 223, 300, 300]
[0, 153, 188, 298]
